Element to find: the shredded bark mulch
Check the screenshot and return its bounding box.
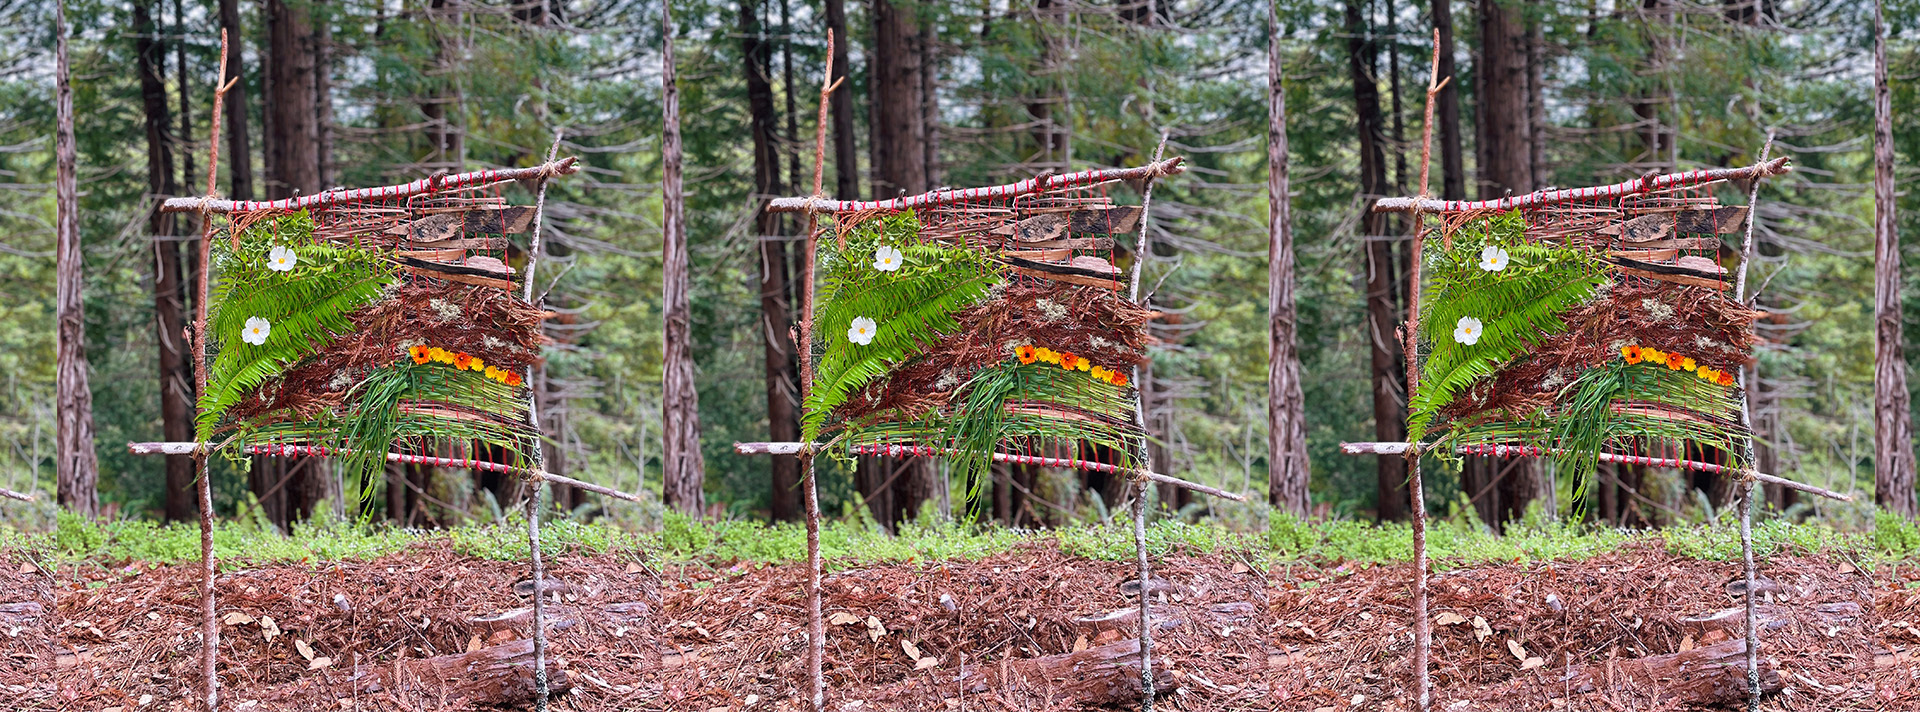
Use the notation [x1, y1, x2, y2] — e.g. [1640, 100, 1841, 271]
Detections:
[24, 538, 1920, 711]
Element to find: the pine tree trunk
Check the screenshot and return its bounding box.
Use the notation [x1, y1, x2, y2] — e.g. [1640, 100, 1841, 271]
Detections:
[1873, 0, 1917, 516]
[1433, 0, 1465, 200]
[139, 0, 197, 523]
[742, 0, 802, 522]
[54, 0, 99, 518]
[1348, 0, 1408, 522]
[1267, 5, 1310, 516]
[661, 4, 707, 515]
[219, 0, 253, 200]
[824, 0, 859, 200]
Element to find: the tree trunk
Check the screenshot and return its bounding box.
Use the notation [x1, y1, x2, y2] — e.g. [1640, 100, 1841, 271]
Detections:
[824, 0, 859, 200]
[263, 0, 321, 198]
[661, 4, 707, 515]
[54, 0, 99, 519]
[423, 0, 464, 174]
[219, 0, 253, 200]
[1433, 0, 1465, 200]
[1348, 0, 1408, 522]
[869, 0, 929, 198]
[1873, 0, 1916, 516]
[313, 1, 335, 188]
[139, 0, 196, 523]
[743, 0, 802, 522]
[1267, 4, 1310, 516]
[1474, 0, 1532, 198]
[1631, 0, 1672, 171]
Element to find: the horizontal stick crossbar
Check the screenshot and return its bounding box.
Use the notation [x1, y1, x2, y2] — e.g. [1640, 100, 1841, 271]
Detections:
[764, 158, 1186, 214]
[159, 158, 578, 215]
[126, 441, 641, 503]
[0, 487, 33, 503]
[733, 441, 1246, 502]
[1337, 441, 1850, 502]
[1369, 157, 1791, 214]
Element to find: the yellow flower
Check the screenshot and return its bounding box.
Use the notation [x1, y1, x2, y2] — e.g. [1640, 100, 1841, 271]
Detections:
[1090, 365, 1108, 380]
[428, 347, 451, 364]
[1075, 357, 1091, 372]
[1036, 348, 1058, 364]
[1680, 357, 1696, 372]
[470, 356, 486, 372]
[1644, 349, 1666, 365]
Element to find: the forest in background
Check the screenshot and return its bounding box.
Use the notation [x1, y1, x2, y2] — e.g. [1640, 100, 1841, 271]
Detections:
[0, 0, 1914, 534]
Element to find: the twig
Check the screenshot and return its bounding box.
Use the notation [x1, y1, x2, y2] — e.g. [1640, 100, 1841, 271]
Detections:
[0, 487, 32, 503]
[1398, 31, 1447, 712]
[522, 126, 566, 712]
[1734, 131, 1776, 712]
[1337, 441, 1849, 502]
[1370, 157, 1792, 213]
[190, 28, 236, 712]
[158, 159, 580, 215]
[795, 29, 843, 712]
[1127, 132, 1170, 711]
[764, 159, 1185, 214]
[128, 443, 645, 503]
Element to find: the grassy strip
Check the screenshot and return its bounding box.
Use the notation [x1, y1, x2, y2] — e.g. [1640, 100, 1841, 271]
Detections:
[14, 506, 1909, 572]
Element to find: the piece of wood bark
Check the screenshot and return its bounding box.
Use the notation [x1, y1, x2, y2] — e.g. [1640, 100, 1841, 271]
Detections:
[1673, 205, 1747, 235]
[356, 638, 570, 706]
[1562, 639, 1781, 706]
[1067, 206, 1142, 234]
[1600, 213, 1673, 243]
[463, 207, 536, 234]
[1018, 237, 1114, 250]
[954, 639, 1177, 705]
[1009, 266, 1123, 290]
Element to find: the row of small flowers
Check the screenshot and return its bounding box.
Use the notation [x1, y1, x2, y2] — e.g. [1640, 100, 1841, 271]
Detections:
[1013, 345, 1131, 387]
[1620, 345, 1736, 387]
[408, 345, 525, 387]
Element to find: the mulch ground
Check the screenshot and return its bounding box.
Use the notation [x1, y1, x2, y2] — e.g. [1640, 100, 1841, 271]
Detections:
[13, 539, 1919, 711]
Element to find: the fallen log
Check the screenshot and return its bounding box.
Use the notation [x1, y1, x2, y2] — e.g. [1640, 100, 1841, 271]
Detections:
[954, 639, 1176, 705]
[1562, 639, 1781, 707]
[356, 639, 570, 707]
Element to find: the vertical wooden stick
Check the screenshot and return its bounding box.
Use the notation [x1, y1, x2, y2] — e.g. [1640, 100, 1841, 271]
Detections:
[192, 28, 238, 712]
[523, 130, 563, 712]
[1733, 132, 1774, 712]
[1127, 133, 1170, 710]
[798, 30, 845, 712]
[1401, 30, 1450, 712]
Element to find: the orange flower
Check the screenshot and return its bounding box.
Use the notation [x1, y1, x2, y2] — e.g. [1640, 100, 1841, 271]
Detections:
[1057, 352, 1078, 370]
[1715, 371, 1736, 387]
[1110, 371, 1129, 388]
[454, 352, 474, 370]
[1016, 345, 1039, 364]
[409, 345, 431, 364]
[1621, 345, 1643, 364]
[506, 371, 524, 387]
[1666, 355, 1684, 371]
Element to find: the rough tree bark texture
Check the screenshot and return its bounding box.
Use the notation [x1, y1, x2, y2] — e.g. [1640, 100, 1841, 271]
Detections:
[219, 0, 253, 199]
[661, 6, 708, 515]
[424, 0, 465, 174]
[824, 0, 859, 200]
[1466, 0, 1540, 529]
[138, 0, 197, 523]
[863, 0, 936, 525]
[55, 0, 99, 518]
[1873, 0, 1917, 516]
[742, 0, 802, 523]
[1347, 0, 1408, 522]
[1267, 5, 1310, 515]
[1433, 0, 1465, 200]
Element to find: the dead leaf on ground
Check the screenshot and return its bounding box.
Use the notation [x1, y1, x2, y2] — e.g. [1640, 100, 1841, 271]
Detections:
[1507, 639, 1528, 661]
[1679, 635, 1696, 652]
[308, 656, 332, 670]
[467, 635, 483, 653]
[260, 616, 280, 642]
[222, 612, 254, 626]
[1073, 635, 1089, 652]
[1472, 615, 1494, 642]
[1521, 657, 1546, 669]
[865, 615, 887, 642]
[915, 656, 939, 670]
[295, 639, 315, 662]
[1435, 612, 1467, 626]
[901, 639, 921, 660]
[828, 612, 861, 626]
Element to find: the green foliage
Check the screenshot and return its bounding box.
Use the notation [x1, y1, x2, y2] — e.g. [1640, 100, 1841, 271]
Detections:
[1269, 509, 1637, 568]
[53, 506, 415, 568]
[200, 213, 395, 437]
[805, 212, 1002, 439]
[1873, 510, 1920, 560]
[1528, 361, 1746, 490]
[1658, 518, 1853, 561]
[323, 362, 533, 509]
[1052, 519, 1257, 561]
[931, 361, 1139, 497]
[1411, 212, 1607, 441]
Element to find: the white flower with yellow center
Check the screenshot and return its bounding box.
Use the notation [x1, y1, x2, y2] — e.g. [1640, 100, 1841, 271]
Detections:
[242, 316, 272, 345]
[872, 245, 904, 272]
[1453, 316, 1484, 346]
[1478, 245, 1510, 272]
[268, 245, 298, 272]
[847, 316, 877, 345]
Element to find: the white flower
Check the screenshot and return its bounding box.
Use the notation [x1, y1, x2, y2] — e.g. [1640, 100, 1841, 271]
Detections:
[242, 316, 272, 345]
[872, 245, 904, 272]
[1452, 316, 1483, 346]
[268, 245, 298, 272]
[847, 316, 877, 345]
[1478, 245, 1510, 272]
